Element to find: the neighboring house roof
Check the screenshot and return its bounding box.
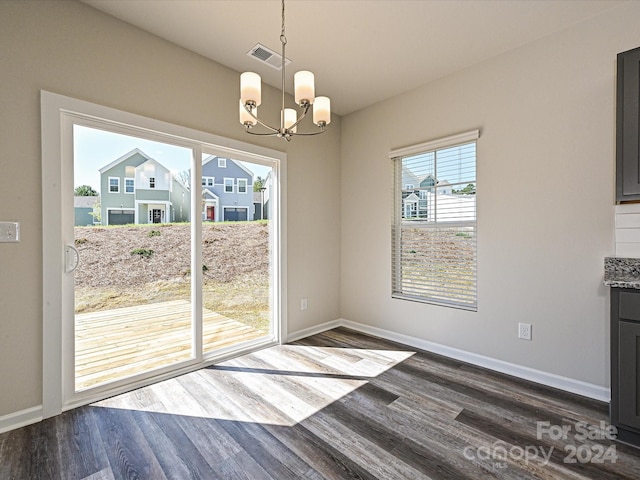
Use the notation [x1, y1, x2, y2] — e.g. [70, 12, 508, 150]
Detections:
[202, 155, 255, 179]
[202, 188, 219, 200]
[401, 165, 420, 183]
[135, 158, 169, 176]
[404, 193, 419, 202]
[419, 174, 436, 187]
[173, 175, 190, 190]
[74, 195, 99, 208]
[98, 148, 153, 174]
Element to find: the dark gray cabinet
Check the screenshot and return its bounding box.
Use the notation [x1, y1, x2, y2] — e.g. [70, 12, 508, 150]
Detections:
[616, 46, 640, 201]
[611, 288, 640, 447]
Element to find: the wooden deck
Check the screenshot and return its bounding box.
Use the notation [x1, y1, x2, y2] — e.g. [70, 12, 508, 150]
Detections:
[75, 300, 267, 390]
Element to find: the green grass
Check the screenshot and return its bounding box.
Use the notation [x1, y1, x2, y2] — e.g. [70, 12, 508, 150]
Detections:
[130, 248, 154, 258]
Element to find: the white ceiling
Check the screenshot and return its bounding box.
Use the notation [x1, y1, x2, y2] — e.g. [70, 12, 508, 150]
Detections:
[83, 0, 625, 116]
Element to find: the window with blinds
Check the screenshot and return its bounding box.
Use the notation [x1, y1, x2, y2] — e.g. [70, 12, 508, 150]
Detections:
[391, 130, 478, 310]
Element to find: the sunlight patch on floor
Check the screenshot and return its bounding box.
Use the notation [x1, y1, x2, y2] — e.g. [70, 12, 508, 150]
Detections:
[92, 345, 415, 426]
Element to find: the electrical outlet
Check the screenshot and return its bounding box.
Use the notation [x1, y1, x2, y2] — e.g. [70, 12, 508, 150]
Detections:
[300, 298, 308, 311]
[0, 222, 20, 243]
[518, 323, 532, 341]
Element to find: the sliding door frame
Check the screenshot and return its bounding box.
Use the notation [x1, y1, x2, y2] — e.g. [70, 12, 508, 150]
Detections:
[41, 91, 287, 418]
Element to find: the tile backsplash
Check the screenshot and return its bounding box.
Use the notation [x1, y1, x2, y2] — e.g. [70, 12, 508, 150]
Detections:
[616, 203, 640, 257]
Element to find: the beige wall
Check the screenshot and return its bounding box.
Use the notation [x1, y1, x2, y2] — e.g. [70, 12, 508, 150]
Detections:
[0, 0, 341, 417]
[341, 2, 640, 389]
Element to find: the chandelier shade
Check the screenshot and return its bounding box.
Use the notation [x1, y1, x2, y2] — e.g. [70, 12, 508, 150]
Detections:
[239, 0, 330, 141]
[240, 72, 261, 107]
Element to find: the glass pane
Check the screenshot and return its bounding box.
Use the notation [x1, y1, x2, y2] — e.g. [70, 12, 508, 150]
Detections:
[396, 225, 477, 307]
[435, 185, 476, 222]
[201, 153, 272, 354]
[394, 140, 477, 310]
[73, 125, 193, 391]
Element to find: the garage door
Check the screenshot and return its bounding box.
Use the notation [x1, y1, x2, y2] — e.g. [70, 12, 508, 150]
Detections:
[223, 207, 248, 222]
[108, 209, 135, 225]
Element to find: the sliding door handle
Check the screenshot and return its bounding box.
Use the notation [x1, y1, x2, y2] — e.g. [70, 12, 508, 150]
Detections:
[65, 244, 80, 273]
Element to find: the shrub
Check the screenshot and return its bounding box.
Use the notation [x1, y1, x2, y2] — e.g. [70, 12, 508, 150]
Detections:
[148, 230, 161, 237]
[131, 248, 154, 258]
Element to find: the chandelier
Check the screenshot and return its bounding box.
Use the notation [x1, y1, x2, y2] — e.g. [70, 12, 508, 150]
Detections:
[239, 0, 331, 141]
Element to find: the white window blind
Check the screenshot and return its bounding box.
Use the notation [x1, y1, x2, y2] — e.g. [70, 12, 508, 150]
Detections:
[391, 130, 478, 310]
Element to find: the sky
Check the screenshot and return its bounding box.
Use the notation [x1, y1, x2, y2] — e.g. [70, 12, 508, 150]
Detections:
[74, 125, 271, 193]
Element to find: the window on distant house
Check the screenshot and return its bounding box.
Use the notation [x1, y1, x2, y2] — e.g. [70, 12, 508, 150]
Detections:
[218, 158, 227, 168]
[224, 178, 234, 193]
[238, 178, 248, 194]
[109, 177, 119, 193]
[125, 178, 134, 194]
[149, 177, 155, 189]
[202, 176, 214, 187]
[391, 130, 478, 311]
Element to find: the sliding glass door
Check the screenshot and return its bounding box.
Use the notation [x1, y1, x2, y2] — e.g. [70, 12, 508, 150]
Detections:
[41, 91, 284, 417]
[72, 125, 196, 391]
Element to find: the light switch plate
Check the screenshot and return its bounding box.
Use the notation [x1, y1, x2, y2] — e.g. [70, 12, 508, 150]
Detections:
[0, 222, 20, 242]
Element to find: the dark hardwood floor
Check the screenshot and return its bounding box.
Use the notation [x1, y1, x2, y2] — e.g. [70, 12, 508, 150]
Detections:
[2, 327, 640, 479]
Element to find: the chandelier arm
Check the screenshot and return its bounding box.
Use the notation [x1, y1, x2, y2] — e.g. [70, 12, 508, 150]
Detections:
[284, 128, 327, 136]
[286, 103, 311, 131]
[244, 129, 280, 137]
[243, 104, 280, 133]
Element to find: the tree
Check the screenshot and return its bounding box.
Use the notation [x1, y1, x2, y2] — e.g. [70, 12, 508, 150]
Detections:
[74, 185, 98, 196]
[253, 176, 265, 192]
[89, 199, 101, 224]
[176, 170, 191, 190]
[453, 183, 476, 195]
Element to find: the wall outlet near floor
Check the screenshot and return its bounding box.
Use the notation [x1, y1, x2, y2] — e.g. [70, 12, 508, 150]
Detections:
[300, 298, 308, 311]
[0, 222, 20, 243]
[518, 322, 532, 341]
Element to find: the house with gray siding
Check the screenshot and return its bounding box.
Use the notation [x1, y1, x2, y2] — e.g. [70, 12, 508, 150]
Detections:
[74, 195, 99, 226]
[201, 156, 254, 221]
[99, 149, 190, 225]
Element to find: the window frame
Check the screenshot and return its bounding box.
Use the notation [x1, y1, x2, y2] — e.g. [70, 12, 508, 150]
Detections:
[202, 176, 214, 187]
[149, 177, 156, 189]
[390, 129, 479, 311]
[224, 177, 234, 193]
[124, 178, 134, 194]
[108, 176, 120, 193]
[238, 178, 248, 194]
[218, 158, 227, 168]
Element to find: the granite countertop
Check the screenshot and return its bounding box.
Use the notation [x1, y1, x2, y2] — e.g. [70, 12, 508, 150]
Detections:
[604, 257, 640, 289]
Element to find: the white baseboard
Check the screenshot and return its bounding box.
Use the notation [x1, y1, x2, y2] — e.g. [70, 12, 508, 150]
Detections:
[0, 405, 42, 434]
[286, 319, 341, 343]
[288, 318, 610, 402]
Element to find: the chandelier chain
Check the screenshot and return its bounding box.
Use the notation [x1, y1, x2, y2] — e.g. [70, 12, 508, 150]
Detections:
[280, 0, 286, 45]
[280, 0, 286, 132]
